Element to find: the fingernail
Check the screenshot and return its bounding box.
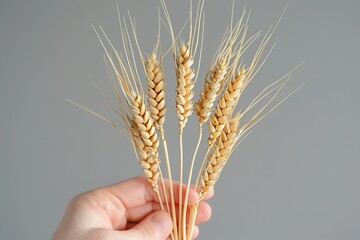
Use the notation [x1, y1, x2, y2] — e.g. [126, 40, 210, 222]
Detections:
[151, 212, 172, 233]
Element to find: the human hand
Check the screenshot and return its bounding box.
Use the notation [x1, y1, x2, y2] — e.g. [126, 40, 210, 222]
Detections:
[51, 176, 213, 240]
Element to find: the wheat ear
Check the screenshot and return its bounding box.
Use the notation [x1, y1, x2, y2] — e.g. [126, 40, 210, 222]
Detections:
[196, 65, 257, 190]
[146, 10, 166, 130]
[194, 9, 246, 125]
[145, 49, 172, 202]
[176, 43, 195, 131]
[128, 117, 162, 193]
[207, 67, 247, 144]
[128, 89, 175, 225]
[196, 65, 301, 212]
[201, 115, 241, 198]
[146, 52, 166, 129]
[206, 9, 282, 146]
[195, 56, 229, 124]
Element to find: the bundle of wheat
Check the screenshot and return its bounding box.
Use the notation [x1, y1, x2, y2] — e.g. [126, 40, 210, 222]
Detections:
[72, 2, 301, 239]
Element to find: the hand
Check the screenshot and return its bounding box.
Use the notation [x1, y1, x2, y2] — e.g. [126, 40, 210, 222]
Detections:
[52, 176, 213, 240]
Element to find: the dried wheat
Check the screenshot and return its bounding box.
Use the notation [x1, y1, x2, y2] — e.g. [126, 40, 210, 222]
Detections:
[146, 53, 166, 129]
[195, 57, 228, 124]
[128, 117, 161, 192]
[201, 114, 241, 199]
[207, 67, 247, 145]
[85, 3, 296, 240]
[176, 43, 195, 132]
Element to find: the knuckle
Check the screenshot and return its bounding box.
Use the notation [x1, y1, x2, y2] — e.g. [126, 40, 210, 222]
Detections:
[68, 192, 91, 209]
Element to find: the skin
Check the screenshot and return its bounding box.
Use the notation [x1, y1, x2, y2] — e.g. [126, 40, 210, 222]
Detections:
[52, 176, 213, 240]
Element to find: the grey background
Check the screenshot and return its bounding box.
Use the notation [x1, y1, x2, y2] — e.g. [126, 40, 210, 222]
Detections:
[1, 0, 359, 239]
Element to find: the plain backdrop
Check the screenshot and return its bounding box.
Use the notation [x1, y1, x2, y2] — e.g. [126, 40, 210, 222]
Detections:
[1, 0, 360, 239]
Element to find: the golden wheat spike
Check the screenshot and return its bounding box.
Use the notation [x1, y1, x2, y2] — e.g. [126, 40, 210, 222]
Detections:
[200, 114, 241, 199]
[128, 117, 161, 191]
[176, 43, 195, 131]
[195, 56, 229, 124]
[146, 52, 166, 128]
[207, 67, 247, 145]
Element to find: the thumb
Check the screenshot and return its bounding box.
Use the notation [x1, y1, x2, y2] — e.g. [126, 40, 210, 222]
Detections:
[116, 211, 173, 240]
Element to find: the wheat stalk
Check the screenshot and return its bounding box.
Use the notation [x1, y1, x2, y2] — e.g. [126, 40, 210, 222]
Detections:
[176, 36, 197, 240]
[160, 1, 205, 238]
[173, 1, 207, 238]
